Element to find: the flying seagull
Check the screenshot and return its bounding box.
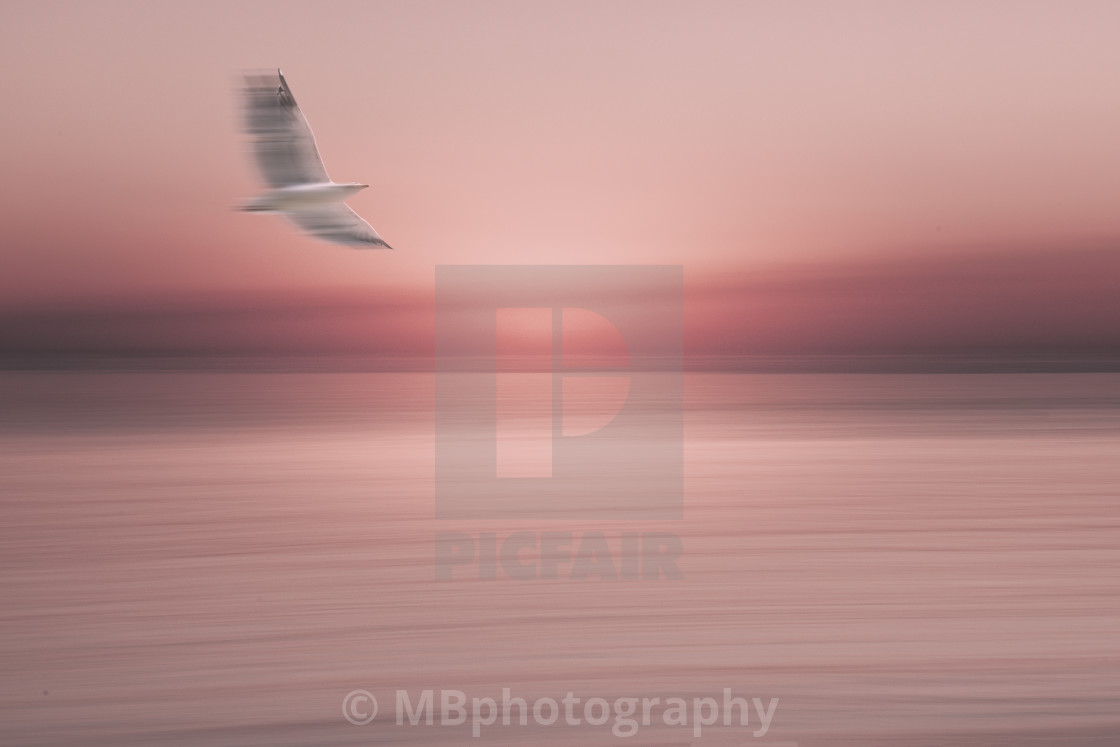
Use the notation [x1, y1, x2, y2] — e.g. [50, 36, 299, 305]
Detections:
[240, 69, 392, 249]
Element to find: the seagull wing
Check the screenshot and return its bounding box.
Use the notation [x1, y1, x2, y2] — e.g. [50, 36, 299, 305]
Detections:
[287, 203, 393, 249]
[244, 69, 330, 187]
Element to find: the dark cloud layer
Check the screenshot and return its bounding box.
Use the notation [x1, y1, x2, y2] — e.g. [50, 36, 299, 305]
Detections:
[1, 244, 1116, 371]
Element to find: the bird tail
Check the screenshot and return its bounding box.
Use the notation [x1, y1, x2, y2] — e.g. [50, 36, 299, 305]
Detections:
[237, 195, 279, 212]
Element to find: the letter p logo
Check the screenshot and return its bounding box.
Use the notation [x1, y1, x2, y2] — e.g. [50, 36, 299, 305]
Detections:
[435, 266, 682, 520]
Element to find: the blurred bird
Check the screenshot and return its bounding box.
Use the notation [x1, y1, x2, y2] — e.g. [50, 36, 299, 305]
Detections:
[240, 69, 392, 249]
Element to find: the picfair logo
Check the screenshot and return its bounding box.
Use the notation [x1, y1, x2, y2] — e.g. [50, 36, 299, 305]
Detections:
[435, 266, 683, 520]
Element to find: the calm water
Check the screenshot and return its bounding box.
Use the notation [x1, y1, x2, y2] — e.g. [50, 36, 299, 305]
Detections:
[1, 372, 1118, 745]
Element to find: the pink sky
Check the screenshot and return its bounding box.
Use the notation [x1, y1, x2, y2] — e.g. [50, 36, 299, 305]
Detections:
[1, 1, 1118, 362]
